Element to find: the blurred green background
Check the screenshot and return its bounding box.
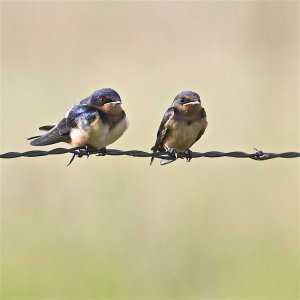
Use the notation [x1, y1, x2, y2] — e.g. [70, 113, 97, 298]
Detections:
[1, 1, 299, 299]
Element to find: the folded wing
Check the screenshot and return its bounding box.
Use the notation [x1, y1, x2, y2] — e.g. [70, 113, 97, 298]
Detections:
[29, 105, 100, 146]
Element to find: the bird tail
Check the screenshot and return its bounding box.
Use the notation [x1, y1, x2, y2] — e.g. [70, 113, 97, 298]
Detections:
[28, 126, 69, 146]
[27, 125, 56, 141]
[150, 155, 155, 165]
[27, 135, 42, 140]
[39, 125, 55, 131]
[160, 158, 175, 165]
[150, 146, 175, 165]
[150, 146, 156, 165]
[150, 156, 175, 165]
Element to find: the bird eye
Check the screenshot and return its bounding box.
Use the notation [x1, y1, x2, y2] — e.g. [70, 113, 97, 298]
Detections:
[180, 98, 185, 103]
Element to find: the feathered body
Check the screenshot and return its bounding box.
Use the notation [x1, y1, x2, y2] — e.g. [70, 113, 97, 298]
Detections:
[151, 91, 207, 165]
[29, 88, 128, 150]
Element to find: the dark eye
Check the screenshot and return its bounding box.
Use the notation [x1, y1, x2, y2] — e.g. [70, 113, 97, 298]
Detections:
[180, 98, 185, 103]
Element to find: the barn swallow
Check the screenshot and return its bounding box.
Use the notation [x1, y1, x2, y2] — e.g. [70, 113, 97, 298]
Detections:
[28, 88, 129, 157]
[150, 91, 207, 165]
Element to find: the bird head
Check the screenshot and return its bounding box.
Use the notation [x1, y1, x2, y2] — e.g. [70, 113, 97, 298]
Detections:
[172, 91, 202, 114]
[87, 88, 123, 113]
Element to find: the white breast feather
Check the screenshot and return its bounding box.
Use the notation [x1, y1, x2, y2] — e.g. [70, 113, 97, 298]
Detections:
[105, 117, 129, 146]
[70, 116, 128, 149]
[165, 119, 205, 151]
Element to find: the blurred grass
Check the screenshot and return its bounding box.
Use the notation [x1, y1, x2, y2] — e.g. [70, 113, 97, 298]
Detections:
[1, 1, 299, 299]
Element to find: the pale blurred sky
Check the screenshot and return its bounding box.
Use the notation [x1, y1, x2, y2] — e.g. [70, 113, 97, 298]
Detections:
[1, 1, 299, 151]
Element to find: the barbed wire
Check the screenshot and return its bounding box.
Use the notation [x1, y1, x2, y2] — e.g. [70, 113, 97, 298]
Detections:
[0, 147, 299, 164]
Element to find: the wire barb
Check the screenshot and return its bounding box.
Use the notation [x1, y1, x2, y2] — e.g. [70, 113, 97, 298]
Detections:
[0, 147, 299, 162]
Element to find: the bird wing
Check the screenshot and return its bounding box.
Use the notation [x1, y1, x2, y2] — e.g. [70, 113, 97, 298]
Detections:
[29, 105, 100, 146]
[27, 125, 56, 140]
[78, 96, 91, 105]
[151, 107, 175, 152]
[39, 125, 56, 131]
[150, 107, 175, 165]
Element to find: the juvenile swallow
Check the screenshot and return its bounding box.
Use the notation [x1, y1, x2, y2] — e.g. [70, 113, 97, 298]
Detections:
[28, 88, 129, 155]
[150, 91, 207, 165]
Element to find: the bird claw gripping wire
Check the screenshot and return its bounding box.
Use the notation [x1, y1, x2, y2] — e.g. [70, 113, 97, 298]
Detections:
[167, 148, 178, 160]
[183, 150, 193, 162]
[67, 146, 107, 166]
[67, 146, 94, 166]
[67, 147, 86, 166]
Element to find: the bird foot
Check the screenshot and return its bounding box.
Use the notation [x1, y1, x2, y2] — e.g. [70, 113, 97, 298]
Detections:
[184, 149, 193, 162]
[67, 146, 95, 166]
[84, 145, 97, 158]
[166, 148, 178, 160]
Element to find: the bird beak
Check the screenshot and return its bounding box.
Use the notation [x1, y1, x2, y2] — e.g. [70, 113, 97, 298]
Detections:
[110, 99, 122, 105]
[184, 100, 200, 106]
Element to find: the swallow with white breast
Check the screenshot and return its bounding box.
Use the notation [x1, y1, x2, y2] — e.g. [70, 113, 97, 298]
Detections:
[28, 88, 129, 160]
[150, 91, 207, 165]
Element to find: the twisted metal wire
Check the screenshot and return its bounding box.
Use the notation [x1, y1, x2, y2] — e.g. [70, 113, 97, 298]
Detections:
[0, 147, 299, 161]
